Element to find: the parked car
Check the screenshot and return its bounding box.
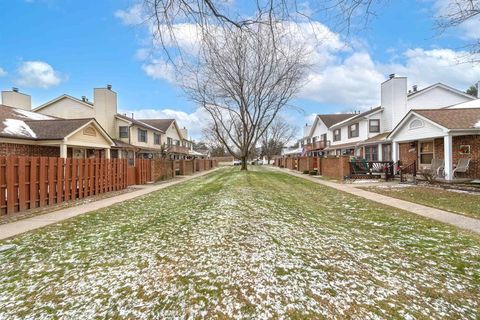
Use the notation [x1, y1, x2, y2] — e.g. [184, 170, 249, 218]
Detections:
[233, 160, 242, 166]
[251, 159, 263, 165]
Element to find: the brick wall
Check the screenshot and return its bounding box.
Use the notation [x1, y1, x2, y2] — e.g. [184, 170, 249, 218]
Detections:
[398, 142, 417, 166]
[320, 156, 350, 180]
[0, 143, 59, 157]
[452, 135, 480, 178]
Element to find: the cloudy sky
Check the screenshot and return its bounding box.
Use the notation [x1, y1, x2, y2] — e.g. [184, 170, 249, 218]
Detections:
[1, 0, 480, 138]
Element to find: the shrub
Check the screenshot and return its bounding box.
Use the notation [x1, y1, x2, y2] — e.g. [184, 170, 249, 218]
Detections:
[309, 170, 318, 175]
[303, 170, 309, 174]
[420, 169, 437, 184]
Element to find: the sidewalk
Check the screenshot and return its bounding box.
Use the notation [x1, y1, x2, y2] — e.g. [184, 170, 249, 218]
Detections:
[0, 168, 219, 241]
[270, 167, 480, 235]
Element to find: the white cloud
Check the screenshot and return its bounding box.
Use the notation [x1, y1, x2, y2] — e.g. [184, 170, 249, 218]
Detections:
[142, 59, 178, 84]
[383, 48, 480, 90]
[121, 107, 210, 139]
[115, 4, 144, 25]
[16, 61, 62, 88]
[0, 67, 6, 77]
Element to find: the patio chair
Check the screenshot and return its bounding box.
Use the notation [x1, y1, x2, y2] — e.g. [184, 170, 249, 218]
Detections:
[430, 158, 445, 177]
[453, 158, 471, 177]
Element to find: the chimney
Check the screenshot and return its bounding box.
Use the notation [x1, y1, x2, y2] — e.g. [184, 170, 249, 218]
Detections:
[389, 73, 396, 79]
[131, 112, 134, 119]
[93, 86, 118, 137]
[1, 88, 32, 110]
[381, 75, 407, 131]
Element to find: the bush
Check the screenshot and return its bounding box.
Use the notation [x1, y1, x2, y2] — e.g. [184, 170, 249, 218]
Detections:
[420, 169, 437, 184]
[309, 170, 318, 175]
[303, 170, 309, 174]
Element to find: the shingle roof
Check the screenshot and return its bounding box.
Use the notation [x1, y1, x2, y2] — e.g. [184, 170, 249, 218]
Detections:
[0, 104, 96, 140]
[414, 108, 480, 129]
[115, 114, 165, 133]
[318, 114, 355, 128]
[139, 119, 175, 132]
[330, 106, 382, 128]
[357, 132, 391, 146]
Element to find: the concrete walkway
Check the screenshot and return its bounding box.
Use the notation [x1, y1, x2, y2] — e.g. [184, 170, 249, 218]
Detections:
[0, 169, 219, 241]
[270, 167, 480, 235]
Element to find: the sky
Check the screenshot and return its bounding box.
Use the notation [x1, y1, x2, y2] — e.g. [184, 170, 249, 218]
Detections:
[1, 0, 480, 139]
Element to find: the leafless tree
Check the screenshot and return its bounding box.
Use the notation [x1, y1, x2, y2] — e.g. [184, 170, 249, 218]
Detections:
[435, 0, 480, 62]
[260, 116, 297, 163]
[182, 23, 308, 170]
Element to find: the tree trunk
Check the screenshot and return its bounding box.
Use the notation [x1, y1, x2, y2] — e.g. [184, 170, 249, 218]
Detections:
[241, 156, 248, 171]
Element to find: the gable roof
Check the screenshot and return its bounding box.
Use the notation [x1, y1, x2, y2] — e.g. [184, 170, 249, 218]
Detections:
[140, 119, 175, 132]
[407, 83, 476, 101]
[33, 94, 94, 112]
[388, 108, 480, 139]
[330, 106, 383, 129]
[414, 108, 480, 130]
[0, 104, 113, 142]
[317, 114, 355, 128]
[115, 114, 164, 133]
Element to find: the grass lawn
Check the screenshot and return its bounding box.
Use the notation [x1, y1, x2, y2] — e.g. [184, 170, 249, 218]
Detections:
[361, 184, 480, 219]
[1, 167, 479, 319]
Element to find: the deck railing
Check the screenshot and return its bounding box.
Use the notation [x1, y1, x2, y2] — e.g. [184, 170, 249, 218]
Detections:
[349, 160, 395, 181]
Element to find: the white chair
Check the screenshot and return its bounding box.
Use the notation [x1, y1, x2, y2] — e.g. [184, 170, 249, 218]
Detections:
[453, 158, 471, 177]
[431, 158, 444, 177]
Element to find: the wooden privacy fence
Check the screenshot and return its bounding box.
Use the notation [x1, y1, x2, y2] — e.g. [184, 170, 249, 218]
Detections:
[0, 156, 129, 216]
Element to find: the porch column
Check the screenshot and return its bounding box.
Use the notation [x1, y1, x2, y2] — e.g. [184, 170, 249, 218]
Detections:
[392, 141, 399, 162]
[377, 144, 383, 161]
[60, 143, 68, 159]
[444, 134, 453, 181]
[105, 148, 111, 159]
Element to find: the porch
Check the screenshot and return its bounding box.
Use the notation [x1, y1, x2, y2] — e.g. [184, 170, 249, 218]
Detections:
[392, 135, 480, 181]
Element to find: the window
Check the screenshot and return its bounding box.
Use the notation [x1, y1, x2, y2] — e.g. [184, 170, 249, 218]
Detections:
[321, 134, 327, 142]
[333, 129, 341, 142]
[138, 129, 147, 142]
[348, 123, 359, 138]
[369, 119, 380, 133]
[154, 133, 161, 145]
[409, 119, 424, 130]
[167, 137, 173, 145]
[382, 144, 392, 161]
[119, 126, 129, 138]
[364, 146, 378, 162]
[419, 141, 434, 165]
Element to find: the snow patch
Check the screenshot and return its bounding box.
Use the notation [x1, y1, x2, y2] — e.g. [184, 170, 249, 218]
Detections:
[14, 109, 54, 120]
[475, 120, 480, 128]
[2, 119, 37, 138]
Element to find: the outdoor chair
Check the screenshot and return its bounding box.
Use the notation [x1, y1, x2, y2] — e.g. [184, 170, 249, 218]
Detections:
[430, 158, 445, 177]
[453, 158, 471, 177]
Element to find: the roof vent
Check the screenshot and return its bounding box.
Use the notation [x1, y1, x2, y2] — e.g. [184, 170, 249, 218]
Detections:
[107, 84, 112, 90]
[412, 85, 418, 92]
[389, 73, 395, 79]
[12, 87, 19, 92]
[81, 96, 87, 102]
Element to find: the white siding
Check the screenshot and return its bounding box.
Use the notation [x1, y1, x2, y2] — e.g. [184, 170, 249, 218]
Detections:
[36, 98, 95, 119]
[390, 115, 446, 142]
[408, 87, 473, 110]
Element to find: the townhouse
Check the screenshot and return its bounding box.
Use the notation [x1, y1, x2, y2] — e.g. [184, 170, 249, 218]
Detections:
[0, 88, 114, 158]
[301, 76, 476, 158]
[0, 86, 196, 162]
[33, 85, 193, 160]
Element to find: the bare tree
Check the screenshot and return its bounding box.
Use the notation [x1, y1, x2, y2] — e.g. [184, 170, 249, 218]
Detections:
[261, 116, 297, 163]
[182, 23, 308, 170]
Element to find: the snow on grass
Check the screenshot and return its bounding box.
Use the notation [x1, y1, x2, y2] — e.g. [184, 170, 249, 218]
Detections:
[2, 118, 36, 138]
[14, 109, 55, 120]
[0, 167, 479, 319]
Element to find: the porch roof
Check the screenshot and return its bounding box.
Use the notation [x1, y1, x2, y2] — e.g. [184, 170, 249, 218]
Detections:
[325, 141, 358, 150]
[414, 108, 480, 130]
[357, 132, 391, 146]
